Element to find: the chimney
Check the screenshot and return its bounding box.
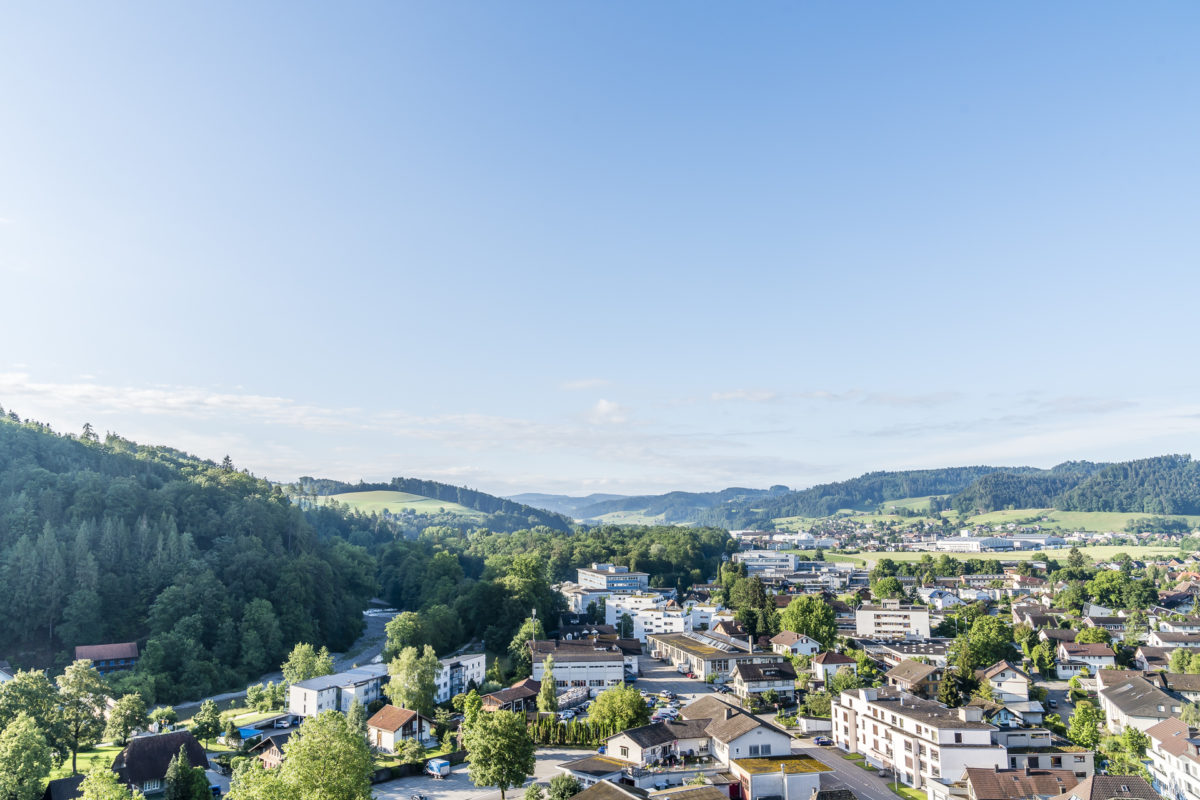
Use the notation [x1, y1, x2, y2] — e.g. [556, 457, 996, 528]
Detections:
[725, 708, 735, 720]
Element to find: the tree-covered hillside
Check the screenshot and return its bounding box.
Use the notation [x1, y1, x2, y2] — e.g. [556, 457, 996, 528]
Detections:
[573, 486, 791, 525]
[1056, 455, 1200, 514]
[291, 476, 573, 531]
[0, 409, 376, 703]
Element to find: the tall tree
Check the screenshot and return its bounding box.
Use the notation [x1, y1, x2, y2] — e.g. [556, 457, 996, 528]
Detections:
[386, 645, 441, 718]
[79, 768, 145, 800]
[347, 699, 367, 736]
[57, 660, 109, 775]
[164, 744, 211, 800]
[548, 775, 582, 800]
[105, 694, 149, 747]
[1068, 700, 1102, 749]
[190, 700, 222, 751]
[586, 684, 650, 731]
[0, 669, 65, 766]
[507, 617, 546, 679]
[462, 710, 536, 800]
[281, 643, 336, 685]
[0, 712, 52, 800]
[280, 710, 373, 800]
[537, 656, 558, 713]
[779, 595, 837, 648]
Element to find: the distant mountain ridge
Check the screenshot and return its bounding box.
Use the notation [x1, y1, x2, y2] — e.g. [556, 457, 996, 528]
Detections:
[506, 492, 629, 517]
[512, 455, 1200, 528]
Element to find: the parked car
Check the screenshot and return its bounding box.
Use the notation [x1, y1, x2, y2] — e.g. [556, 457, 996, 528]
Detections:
[814, 736, 833, 746]
[558, 710, 576, 721]
[1048, 699, 1058, 708]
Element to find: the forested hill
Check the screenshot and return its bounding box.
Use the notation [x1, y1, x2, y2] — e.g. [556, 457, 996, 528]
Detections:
[0, 410, 376, 703]
[290, 476, 574, 531]
[571, 486, 792, 524]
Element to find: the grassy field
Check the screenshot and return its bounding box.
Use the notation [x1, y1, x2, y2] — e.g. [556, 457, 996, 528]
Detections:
[786, 544, 1181, 568]
[588, 510, 668, 525]
[320, 490, 485, 519]
[776, 504, 1200, 534]
[50, 745, 123, 780]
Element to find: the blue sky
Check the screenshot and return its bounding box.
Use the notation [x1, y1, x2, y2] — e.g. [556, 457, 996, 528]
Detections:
[2, 3, 1199, 495]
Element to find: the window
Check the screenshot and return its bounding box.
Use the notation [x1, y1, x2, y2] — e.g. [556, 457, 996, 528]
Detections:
[620, 747, 628, 757]
[954, 733, 962, 743]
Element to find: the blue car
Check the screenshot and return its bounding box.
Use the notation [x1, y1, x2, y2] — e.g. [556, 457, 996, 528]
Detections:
[814, 736, 833, 746]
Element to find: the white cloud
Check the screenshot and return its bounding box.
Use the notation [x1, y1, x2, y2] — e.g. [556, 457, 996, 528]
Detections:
[712, 389, 778, 403]
[586, 399, 629, 425]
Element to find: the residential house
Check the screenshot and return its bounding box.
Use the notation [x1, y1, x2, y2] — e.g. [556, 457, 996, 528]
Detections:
[40, 776, 86, 800]
[604, 717, 713, 766]
[813, 652, 858, 685]
[1146, 716, 1200, 800]
[856, 600, 932, 639]
[75, 643, 138, 676]
[1159, 616, 1200, 634]
[1135, 646, 1172, 672]
[769, 631, 821, 657]
[885, 660, 942, 700]
[1084, 617, 1128, 635]
[833, 687, 1006, 789]
[1047, 775, 1159, 800]
[962, 767, 1079, 800]
[731, 661, 797, 702]
[863, 639, 954, 668]
[1150, 631, 1200, 649]
[1098, 673, 1183, 733]
[1038, 629, 1077, 646]
[366, 705, 435, 753]
[923, 589, 965, 611]
[481, 678, 541, 712]
[1055, 643, 1116, 679]
[1160, 673, 1200, 704]
[435, 652, 486, 704]
[287, 664, 389, 717]
[975, 661, 1030, 702]
[111, 731, 208, 795]
[679, 696, 793, 765]
[557, 757, 639, 790]
[248, 730, 292, 769]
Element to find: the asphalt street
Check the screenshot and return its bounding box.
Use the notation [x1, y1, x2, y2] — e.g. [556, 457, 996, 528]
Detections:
[792, 742, 902, 800]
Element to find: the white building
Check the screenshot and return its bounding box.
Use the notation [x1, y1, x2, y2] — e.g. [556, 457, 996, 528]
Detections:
[1147, 717, 1200, 800]
[578, 563, 650, 593]
[434, 652, 486, 704]
[530, 639, 629, 696]
[288, 664, 390, 717]
[770, 631, 821, 657]
[606, 593, 667, 625]
[833, 687, 1006, 789]
[1055, 642, 1116, 679]
[856, 600, 932, 639]
[688, 604, 734, 631]
[1098, 672, 1181, 734]
[731, 550, 800, 576]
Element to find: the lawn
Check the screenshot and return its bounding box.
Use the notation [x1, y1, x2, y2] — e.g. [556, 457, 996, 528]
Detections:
[889, 784, 925, 800]
[320, 490, 485, 520]
[50, 745, 123, 780]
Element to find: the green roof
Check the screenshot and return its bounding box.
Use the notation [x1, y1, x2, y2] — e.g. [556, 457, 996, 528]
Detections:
[732, 755, 832, 775]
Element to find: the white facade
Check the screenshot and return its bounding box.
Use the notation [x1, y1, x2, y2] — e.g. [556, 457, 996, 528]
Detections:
[833, 687, 1005, 789]
[531, 643, 626, 696]
[731, 550, 800, 576]
[288, 664, 389, 717]
[578, 563, 649, 592]
[434, 652, 486, 704]
[1147, 718, 1200, 800]
[856, 601, 932, 639]
[606, 594, 667, 625]
[688, 604, 734, 630]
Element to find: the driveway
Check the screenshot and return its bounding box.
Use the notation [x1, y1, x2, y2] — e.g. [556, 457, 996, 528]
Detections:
[374, 748, 582, 800]
[1037, 680, 1077, 724]
[792, 743, 900, 800]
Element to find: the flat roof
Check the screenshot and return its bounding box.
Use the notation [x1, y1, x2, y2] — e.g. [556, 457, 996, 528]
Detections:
[732, 755, 832, 775]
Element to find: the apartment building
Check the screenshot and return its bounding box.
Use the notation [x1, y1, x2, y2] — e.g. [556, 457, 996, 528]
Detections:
[578, 564, 650, 593]
[731, 550, 800, 576]
[856, 600, 932, 639]
[1146, 717, 1200, 800]
[1098, 673, 1182, 733]
[833, 687, 1005, 789]
[288, 664, 389, 717]
[434, 652, 486, 704]
[647, 631, 784, 681]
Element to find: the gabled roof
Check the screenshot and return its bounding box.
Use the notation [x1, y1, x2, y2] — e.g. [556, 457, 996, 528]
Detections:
[979, 660, 1030, 682]
[41, 776, 85, 800]
[1145, 717, 1196, 757]
[1059, 642, 1116, 658]
[813, 652, 856, 665]
[770, 631, 816, 646]
[1099, 674, 1179, 719]
[112, 731, 208, 786]
[885, 659, 939, 684]
[75, 642, 138, 661]
[615, 718, 711, 748]
[571, 780, 644, 800]
[367, 704, 430, 732]
[964, 767, 1078, 800]
[1048, 774, 1159, 800]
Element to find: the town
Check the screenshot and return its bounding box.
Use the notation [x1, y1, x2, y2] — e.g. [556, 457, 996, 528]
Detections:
[11, 536, 1200, 800]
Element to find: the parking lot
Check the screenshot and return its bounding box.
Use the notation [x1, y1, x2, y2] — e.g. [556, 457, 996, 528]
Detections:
[374, 748, 582, 800]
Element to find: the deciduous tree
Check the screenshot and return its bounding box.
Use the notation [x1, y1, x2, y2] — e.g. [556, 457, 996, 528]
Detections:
[386, 645, 441, 718]
[537, 656, 558, 713]
[462, 710, 536, 800]
[586, 684, 650, 731]
[0, 712, 52, 800]
[190, 700, 222, 751]
[779, 595, 837, 648]
[281, 643, 335, 684]
[105, 694, 148, 746]
[57, 660, 109, 775]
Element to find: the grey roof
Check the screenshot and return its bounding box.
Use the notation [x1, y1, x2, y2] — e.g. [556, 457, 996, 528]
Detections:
[733, 661, 796, 683]
[561, 757, 637, 779]
[678, 695, 775, 743]
[1100, 674, 1180, 719]
[886, 660, 939, 684]
[1049, 774, 1159, 800]
[291, 663, 387, 692]
[615, 718, 711, 748]
[854, 687, 998, 731]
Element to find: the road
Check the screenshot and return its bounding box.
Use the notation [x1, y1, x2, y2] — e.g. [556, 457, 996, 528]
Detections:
[374, 748, 582, 800]
[791, 742, 903, 800]
[1037, 680, 1077, 724]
